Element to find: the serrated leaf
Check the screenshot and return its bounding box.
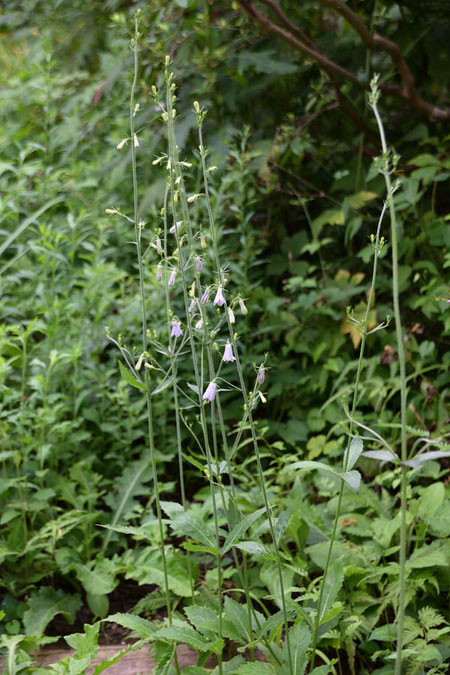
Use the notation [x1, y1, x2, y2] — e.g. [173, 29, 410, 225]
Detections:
[157, 624, 211, 651]
[106, 612, 156, 638]
[223, 597, 251, 643]
[86, 593, 109, 619]
[24, 587, 82, 636]
[170, 512, 218, 551]
[257, 609, 298, 639]
[280, 622, 311, 675]
[319, 558, 344, 624]
[118, 360, 147, 391]
[344, 436, 363, 471]
[340, 470, 361, 492]
[184, 605, 219, 637]
[407, 545, 448, 568]
[222, 506, 268, 554]
[65, 622, 100, 659]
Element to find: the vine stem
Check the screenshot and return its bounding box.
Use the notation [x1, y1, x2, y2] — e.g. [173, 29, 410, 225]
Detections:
[370, 79, 408, 675]
[309, 191, 388, 669]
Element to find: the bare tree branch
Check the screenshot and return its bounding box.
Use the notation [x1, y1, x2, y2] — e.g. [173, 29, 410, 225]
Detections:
[238, 0, 450, 121]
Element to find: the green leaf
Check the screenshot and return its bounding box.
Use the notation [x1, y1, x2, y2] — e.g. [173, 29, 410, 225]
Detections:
[407, 545, 448, 569]
[369, 623, 397, 641]
[75, 558, 118, 595]
[236, 664, 277, 674]
[102, 459, 152, 551]
[222, 506, 268, 553]
[157, 623, 212, 652]
[340, 470, 361, 492]
[287, 460, 338, 478]
[344, 437, 363, 471]
[0, 197, 64, 257]
[223, 597, 251, 643]
[118, 360, 147, 391]
[170, 512, 218, 552]
[65, 622, 100, 659]
[235, 541, 269, 556]
[127, 549, 194, 597]
[86, 593, 109, 619]
[257, 609, 298, 639]
[24, 587, 82, 636]
[418, 482, 445, 519]
[318, 558, 344, 624]
[184, 605, 219, 637]
[106, 612, 156, 638]
[312, 209, 345, 237]
[280, 623, 311, 675]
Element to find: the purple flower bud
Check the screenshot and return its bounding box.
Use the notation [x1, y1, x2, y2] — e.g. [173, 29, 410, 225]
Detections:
[188, 299, 196, 315]
[222, 342, 235, 363]
[202, 381, 217, 402]
[195, 256, 202, 273]
[168, 270, 176, 286]
[171, 321, 182, 338]
[195, 319, 203, 330]
[214, 287, 226, 307]
[227, 307, 235, 324]
[156, 265, 162, 281]
[257, 365, 265, 384]
[201, 288, 210, 304]
[156, 238, 163, 255]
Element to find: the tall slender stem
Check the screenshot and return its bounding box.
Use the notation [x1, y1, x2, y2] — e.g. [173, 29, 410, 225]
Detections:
[129, 20, 177, 673]
[370, 79, 408, 675]
[197, 115, 293, 675]
[309, 192, 388, 670]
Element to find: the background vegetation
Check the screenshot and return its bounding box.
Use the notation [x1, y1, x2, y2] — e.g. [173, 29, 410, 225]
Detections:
[0, 1, 449, 673]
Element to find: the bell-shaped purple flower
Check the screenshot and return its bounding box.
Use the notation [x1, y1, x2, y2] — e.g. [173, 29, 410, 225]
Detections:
[222, 342, 235, 363]
[188, 299, 196, 315]
[195, 319, 203, 330]
[171, 321, 182, 338]
[201, 288, 210, 304]
[195, 256, 203, 273]
[156, 264, 162, 281]
[257, 365, 265, 384]
[202, 381, 217, 402]
[168, 270, 176, 286]
[214, 287, 226, 307]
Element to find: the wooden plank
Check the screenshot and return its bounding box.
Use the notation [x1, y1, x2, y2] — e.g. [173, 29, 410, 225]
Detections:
[33, 643, 201, 673]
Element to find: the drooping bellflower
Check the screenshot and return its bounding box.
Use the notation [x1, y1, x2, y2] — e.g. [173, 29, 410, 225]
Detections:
[214, 287, 226, 307]
[222, 342, 235, 363]
[171, 321, 182, 338]
[202, 381, 217, 402]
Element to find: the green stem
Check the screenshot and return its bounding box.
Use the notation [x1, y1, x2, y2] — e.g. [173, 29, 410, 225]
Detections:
[129, 20, 177, 672]
[165, 70, 223, 675]
[198, 117, 293, 675]
[309, 194, 387, 671]
[370, 83, 408, 675]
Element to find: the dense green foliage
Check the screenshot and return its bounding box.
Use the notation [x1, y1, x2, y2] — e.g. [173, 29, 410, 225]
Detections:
[0, 1, 449, 673]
